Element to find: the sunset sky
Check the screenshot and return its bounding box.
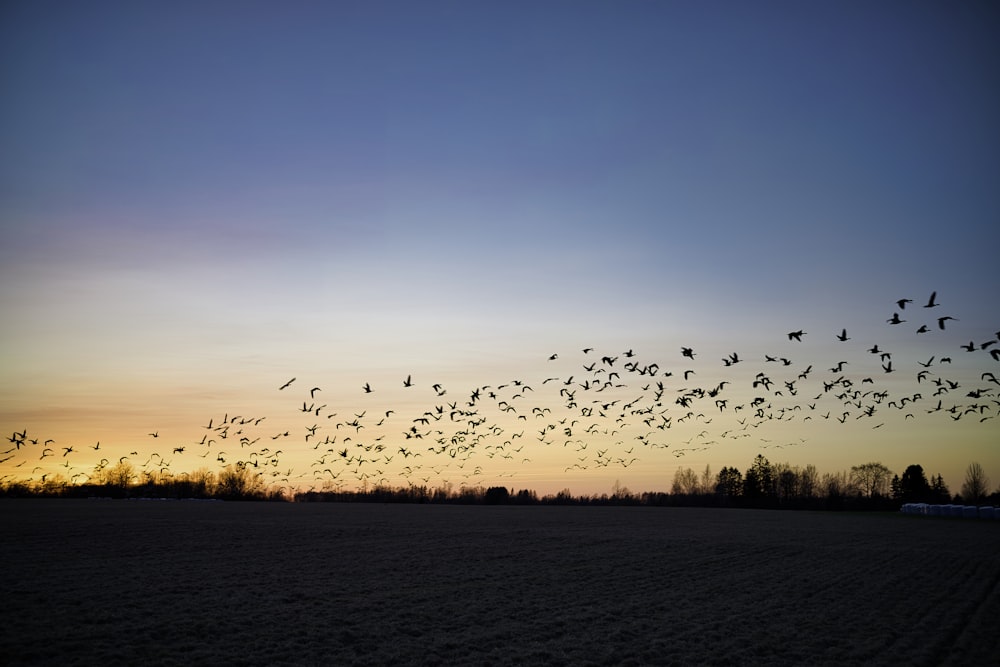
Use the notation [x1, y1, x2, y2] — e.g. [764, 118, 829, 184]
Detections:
[2, 1, 998, 497]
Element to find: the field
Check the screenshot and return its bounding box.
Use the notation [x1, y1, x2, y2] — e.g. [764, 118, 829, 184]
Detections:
[1, 500, 998, 666]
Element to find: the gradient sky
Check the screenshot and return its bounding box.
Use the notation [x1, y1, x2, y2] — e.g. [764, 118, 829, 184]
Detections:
[2, 1, 998, 496]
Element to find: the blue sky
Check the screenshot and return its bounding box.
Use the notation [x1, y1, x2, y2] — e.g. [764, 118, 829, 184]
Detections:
[2, 1, 998, 495]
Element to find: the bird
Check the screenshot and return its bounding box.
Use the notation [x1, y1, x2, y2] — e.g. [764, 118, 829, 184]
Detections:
[362, 382, 373, 393]
[937, 316, 957, 330]
[681, 347, 695, 359]
[923, 291, 939, 308]
[310, 387, 321, 398]
[279, 378, 296, 390]
[887, 313, 905, 325]
[896, 298, 912, 309]
[787, 331, 805, 342]
[403, 375, 413, 387]
[836, 329, 850, 341]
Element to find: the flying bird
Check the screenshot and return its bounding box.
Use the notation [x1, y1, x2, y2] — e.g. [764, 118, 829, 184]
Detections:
[887, 313, 905, 325]
[787, 331, 805, 342]
[937, 316, 957, 330]
[836, 329, 850, 341]
[279, 378, 296, 390]
[923, 291, 939, 308]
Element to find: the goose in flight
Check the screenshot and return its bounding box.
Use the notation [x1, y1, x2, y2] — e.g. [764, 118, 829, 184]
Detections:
[887, 313, 905, 325]
[836, 329, 850, 341]
[279, 378, 295, 390]
[923, 291, 939, 308]
[787, 330, 805, 342]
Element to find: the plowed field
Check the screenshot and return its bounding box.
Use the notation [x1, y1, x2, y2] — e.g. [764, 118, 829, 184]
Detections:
[2, 500, 998, 666]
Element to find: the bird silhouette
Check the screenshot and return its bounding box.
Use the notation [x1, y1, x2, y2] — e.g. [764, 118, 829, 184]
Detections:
[787, 331, 805, 342]
[923, 291, 939, 308]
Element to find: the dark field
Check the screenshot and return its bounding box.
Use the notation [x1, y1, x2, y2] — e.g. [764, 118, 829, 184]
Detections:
[1, 500, 998, 666]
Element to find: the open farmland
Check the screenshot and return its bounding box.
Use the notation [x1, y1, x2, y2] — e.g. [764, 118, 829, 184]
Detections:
[1, 500, 998, 666]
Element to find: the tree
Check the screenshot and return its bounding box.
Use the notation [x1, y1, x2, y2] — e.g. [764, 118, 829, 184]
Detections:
[961, 462, 990, 504]
[930, 474, 951, 503]
[777, 468, 799, 503]
[849, 462, 892, 498]
[700, 464, 713, 495]
[217, 462, 264, 499]
[898, 464, 931, 503]
[743, 454, 774, 501]
[715, 466, 743, 501]
[611, 479, 633, 501]
[671, 467, 700, 495]
[97, 460, 135, 496]
[484, 486, 510, 504]
[799, 464, 818, 498]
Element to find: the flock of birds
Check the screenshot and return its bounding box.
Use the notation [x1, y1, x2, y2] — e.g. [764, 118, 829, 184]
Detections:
[2, 293, 998, 493]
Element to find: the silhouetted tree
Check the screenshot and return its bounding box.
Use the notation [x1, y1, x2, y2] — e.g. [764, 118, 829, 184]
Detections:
[217, 462, 264, 499]
[929, 474, 951, 503]
[743, 455, 774, 503]
[961, 462, 990, 504]
[777, 468, 798, 503]
[96, 460, 135, 497]
[799, 464, 818, 499]
[671, 467, 700, 495]
[513, 488, 538, 504]
[484, 486, 510, 504]
[849, 462, 892, 498]
[715, 466, 743, 502]
[898, 464, 932, 503]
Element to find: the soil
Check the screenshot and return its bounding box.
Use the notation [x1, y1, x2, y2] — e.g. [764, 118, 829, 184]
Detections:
[1, 499, 998, 666]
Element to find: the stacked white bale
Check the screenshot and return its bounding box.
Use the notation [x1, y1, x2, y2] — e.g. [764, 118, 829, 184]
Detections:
[978, 506, 995, 520]
[949, 504, 964, 517]
[962, 505, 978, 518]
[929, 504, 942, 516]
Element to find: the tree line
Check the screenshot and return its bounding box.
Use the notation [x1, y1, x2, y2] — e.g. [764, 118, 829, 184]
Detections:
[0, 456, 995, 508]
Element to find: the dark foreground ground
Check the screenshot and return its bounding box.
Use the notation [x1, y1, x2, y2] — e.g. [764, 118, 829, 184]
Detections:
[1, 499, 998, 666]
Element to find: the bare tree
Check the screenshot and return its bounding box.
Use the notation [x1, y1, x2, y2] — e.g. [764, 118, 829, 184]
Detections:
[671, 467, 699, 495]
[961, 462, 990, 504]
[799, 464, 818, 498]
[850, 462, 892, 498]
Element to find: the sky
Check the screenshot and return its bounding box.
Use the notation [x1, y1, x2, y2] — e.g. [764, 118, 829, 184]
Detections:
[1, 1, 998, 497]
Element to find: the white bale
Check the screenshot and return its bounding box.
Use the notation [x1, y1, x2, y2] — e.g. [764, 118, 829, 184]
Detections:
[928, 504, 942, 516]
[978, 506, 995, 520]
[962, 505, 978, 518]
